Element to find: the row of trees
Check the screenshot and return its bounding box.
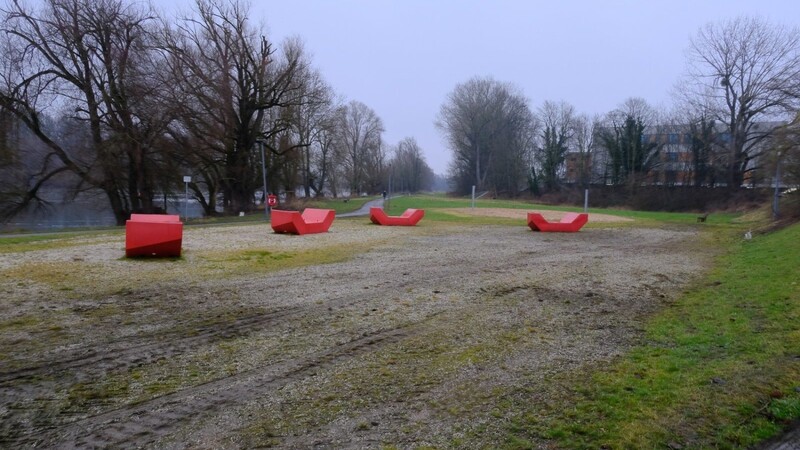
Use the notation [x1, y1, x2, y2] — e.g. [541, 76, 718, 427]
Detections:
[437, 16, 800, 196]
[0, 0, 434, 224]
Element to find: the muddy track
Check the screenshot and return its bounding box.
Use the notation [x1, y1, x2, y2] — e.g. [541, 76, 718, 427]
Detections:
[0, 249, 540, 392]
[0, 307, 301, 385]
[0, 254, 533, 443]
[22, 325, 413, 448]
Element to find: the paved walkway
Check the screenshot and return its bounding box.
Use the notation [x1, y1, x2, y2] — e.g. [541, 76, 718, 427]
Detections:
[337, 197, 384, 218]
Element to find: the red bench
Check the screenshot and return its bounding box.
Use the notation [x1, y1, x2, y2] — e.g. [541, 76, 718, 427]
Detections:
[271, 208, 335, 235]
[369, 207, 425, 226]
[527, 212, 589, 232]
[125, 214, 183, 257]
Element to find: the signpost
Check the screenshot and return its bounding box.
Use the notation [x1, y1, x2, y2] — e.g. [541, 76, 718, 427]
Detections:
[584, 189, 589, 213]
[471, 185, 476, 209]
[183, 176, 191, 221]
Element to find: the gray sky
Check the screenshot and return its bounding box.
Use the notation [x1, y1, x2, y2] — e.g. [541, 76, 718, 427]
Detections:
[249, 0, 799, 174]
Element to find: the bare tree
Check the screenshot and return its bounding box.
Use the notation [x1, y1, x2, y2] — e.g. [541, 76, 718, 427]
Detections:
[388, 137, 434, 194]
[683, 16, 800, 189]
[0, 0, 171, 224]
[687, 115, 717, 187]
[286, 66, 337, 198]
[160, 0, 308, 214]
[773, 112, 800, 188]
[308, 106, 341, 196]
[322, 105, 348, 198]
[572, 113, 600, 186]
[437, 76, 535, 195]
[335, 100, 384, 195]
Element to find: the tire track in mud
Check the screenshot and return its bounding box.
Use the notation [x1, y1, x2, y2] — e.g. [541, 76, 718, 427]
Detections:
[25, 325, 412, 449]
[0, 306, 302, 385]
[0, 246, 541, 392]
[0, 255, 526, 444]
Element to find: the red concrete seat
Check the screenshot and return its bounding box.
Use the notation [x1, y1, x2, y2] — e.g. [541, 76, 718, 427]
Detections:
[369, 207, 425, 226]
[271, 208, 335, 235]
[125, 214, 183, 257]
[527, 212, 588, 232]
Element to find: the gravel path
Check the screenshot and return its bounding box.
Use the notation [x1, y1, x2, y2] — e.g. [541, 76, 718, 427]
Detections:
[0, 218, 708, 448]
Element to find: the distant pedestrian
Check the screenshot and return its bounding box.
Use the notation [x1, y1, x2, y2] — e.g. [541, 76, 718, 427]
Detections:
[382, 191, 387, 200]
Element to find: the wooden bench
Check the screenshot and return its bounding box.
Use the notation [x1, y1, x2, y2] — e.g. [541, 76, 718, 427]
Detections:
[270, 208, 335, 235]
[527, 212, 589, 233]
[369, 207, 425, 226]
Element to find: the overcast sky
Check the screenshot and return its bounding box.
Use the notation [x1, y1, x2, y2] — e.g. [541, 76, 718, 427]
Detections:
[233, 1, 799, 174]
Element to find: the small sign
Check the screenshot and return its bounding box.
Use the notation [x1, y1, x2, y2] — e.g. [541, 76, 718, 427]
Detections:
[267, 194, 277, 207]
[183, 176, 192, 183]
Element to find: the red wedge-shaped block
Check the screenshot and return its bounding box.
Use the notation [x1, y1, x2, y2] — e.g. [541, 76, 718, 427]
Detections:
[527, 212, 588, 232]
[369, 207, 425, 226]
[125, 214, 183, 257]
[271, 208, 335, 235]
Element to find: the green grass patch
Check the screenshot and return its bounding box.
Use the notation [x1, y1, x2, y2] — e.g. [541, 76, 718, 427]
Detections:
[0, 314, 43, 331]
[67, 378, 131, 406]
[594, 208, 740, 226]
[385, 193, 558, 214]
[0, 231, 119, 253]
[384, 194, 740, 226]
[504, 222, 800, 449]
[304, 196, 373, 213]
[2, 241, 373, 299]
[199, 241, 372, 277]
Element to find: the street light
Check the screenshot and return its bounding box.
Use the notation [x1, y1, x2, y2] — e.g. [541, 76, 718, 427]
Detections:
[183, 175, 191, 221]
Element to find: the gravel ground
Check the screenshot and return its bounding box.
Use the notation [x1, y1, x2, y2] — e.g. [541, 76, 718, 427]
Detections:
[0, 215, 709, 448]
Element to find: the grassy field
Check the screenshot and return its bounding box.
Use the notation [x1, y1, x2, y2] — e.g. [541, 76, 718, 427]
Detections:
[385, 193, 742, 227]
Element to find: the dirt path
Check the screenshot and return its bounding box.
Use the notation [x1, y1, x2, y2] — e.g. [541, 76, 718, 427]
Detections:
[0, 220, 708, 448]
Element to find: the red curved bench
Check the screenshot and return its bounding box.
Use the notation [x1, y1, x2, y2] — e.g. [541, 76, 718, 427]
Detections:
[527, 212, 588, 232]
[125, 214, 183, 257]
[369, 207, 425, 226]
[271, 208, 335, 235]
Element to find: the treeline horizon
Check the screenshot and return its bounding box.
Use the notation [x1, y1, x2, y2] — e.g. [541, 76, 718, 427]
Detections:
[2, 2, 799, 224]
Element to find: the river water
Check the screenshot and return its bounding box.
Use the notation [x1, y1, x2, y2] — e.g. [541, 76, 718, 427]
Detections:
[1, 195, 209, 232]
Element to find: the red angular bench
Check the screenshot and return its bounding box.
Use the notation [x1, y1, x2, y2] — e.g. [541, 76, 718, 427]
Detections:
[369, 207, 425, 226]
[527, 212, 589, 232]
[271, 208, 335, 235]
[125, 214, 183, 257]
